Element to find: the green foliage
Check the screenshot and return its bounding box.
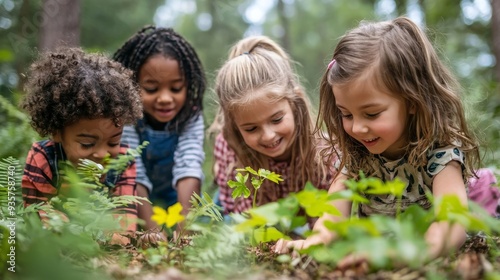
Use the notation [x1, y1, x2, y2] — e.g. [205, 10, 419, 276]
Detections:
[228, 166, 283, 208]
[0, 144, 148, 279]
[295, 182, 341, 218]
[183, 223, 248, 278]
[0, 95, 38, 160]
[295, 178, 500, 271]
[188, 191, 224, 223]
[344, 171, 406, 217]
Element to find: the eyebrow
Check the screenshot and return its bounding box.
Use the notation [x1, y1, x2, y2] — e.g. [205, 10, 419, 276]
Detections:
[337, 103, 381, 110]
[76, 132, 122, 139]
[238, 111, 283, 127]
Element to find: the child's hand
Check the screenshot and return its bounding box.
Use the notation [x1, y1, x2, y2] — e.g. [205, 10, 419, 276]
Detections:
[274, 234, 325, 254]
[274, 238, 305, 254]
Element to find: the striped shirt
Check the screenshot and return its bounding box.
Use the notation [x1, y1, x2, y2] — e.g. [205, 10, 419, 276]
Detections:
[22, 140, 137, 228]
[214, 133, 335, 214]
[121, 114, 205, 193]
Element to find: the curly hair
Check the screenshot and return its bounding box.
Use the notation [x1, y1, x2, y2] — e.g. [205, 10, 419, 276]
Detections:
[112, 25, 206, 132]
[317, 17, 480, 179]
[21, 47, 142, 137]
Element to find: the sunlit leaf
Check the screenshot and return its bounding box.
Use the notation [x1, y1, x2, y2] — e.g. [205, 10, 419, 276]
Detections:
[252, 226, 284, 243]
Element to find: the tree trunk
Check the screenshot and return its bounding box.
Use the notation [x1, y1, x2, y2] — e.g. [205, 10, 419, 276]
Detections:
[39, 0, 80, 52]
[277, 0, 290, 52]
[492, 0, 500, 84]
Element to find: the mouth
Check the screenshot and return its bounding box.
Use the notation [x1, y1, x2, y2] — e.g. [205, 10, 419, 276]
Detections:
[362, 137, 379, 143]
[156, 107, 174, 113]
[263, 138, 282, 149]
[154, 108, 175, 118]
[360, 137, 380, 147]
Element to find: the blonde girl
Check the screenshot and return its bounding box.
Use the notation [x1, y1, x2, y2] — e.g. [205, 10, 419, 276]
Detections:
[212, 36, 336, 220]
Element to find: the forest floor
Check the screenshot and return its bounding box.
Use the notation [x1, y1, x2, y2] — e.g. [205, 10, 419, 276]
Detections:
[98, 234, 498, 280]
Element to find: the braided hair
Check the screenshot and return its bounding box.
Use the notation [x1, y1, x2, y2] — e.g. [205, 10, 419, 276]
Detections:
[113, 25, 206, 132]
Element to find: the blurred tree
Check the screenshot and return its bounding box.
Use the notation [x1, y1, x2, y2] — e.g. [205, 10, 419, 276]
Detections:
[261, 0, 376, 105]
[39, 0, 80, 52]
[81, 0, 164, 54]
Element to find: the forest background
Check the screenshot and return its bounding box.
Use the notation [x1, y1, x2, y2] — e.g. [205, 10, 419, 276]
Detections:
[1, 0, 500, 194]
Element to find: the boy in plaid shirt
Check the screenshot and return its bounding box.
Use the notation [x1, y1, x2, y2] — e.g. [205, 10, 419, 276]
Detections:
[20, 48, 143, 244]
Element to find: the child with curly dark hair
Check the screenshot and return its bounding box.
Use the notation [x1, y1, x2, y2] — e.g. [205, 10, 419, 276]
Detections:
[21, 47, 143, 244]
[113, 26, 206, 231]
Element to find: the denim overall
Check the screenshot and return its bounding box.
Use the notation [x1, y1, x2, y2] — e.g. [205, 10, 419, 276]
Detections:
[135, 120, 179, 208]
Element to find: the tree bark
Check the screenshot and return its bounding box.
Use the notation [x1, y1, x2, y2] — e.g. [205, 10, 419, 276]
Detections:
[492, 0, 500, 84]
[39, 0, 80, 52]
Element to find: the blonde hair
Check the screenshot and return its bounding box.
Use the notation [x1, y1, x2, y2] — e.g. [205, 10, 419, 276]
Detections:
[318, 17, 480, 178]
[212, 35, 329, 205]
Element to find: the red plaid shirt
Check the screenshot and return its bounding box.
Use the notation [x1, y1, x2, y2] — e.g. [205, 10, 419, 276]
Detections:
[22, 140, 137, 230]
[214, 133, 335, 214]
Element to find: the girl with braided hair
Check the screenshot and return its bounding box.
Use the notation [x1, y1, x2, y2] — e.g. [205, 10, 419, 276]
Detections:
[210, 35, 337, 225]
[113, 26, 206, 230]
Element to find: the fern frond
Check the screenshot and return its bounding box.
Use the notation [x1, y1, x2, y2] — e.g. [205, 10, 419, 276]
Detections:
[188, 192, 223, 222]
[103, 141, 149, 175]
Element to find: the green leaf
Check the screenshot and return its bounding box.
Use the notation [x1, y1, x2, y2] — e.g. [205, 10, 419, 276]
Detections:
[228, 173, 250, 199]
[234, 214, 267, 232]
[258, 169, 283, 184]
[243, 166, 258, 175]
[251, 176, 261, 190]
[295, 185, 341, 217]
[252, 226, 284, 243]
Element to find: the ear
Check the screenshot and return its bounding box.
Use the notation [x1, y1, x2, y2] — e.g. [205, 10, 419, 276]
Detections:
[52, 131, 62, 143]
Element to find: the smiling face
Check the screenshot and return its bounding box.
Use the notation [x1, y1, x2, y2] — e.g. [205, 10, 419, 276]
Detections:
[333, 73, 411, 160]
[53, 118, 123, 166]
[233, 94, 296, 162]
[138, 54, 187, 129]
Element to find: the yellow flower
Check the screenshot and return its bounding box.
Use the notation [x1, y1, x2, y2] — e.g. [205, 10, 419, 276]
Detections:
[151, 202, 185, 228]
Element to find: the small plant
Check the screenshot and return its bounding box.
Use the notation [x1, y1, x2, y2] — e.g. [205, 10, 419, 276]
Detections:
[227, 166, 283, 208]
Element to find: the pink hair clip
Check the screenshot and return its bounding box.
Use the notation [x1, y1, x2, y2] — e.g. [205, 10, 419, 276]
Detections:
[327, 59, 336, 70]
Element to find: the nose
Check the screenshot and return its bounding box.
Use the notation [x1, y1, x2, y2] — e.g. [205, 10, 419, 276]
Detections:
[351, 118, 368, 134]
[157, 90, 173, 103]
[261, 126, 276, 142]
[92, 147, 109, 162]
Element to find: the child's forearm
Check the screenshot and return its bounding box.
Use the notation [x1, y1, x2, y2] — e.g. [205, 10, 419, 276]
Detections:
[303, 175, 352, 247]
[425, 221, 466, 260]
[176, 177, 201, 216]
[136, 183, 156, 230]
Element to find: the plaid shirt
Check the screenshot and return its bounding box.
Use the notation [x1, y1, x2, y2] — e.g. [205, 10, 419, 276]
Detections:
[22, 140, 137, 230]
[214, 133, 335, 214]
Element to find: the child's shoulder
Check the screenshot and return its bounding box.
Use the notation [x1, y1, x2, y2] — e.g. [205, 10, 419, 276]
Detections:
[427, 143, 464, 161]
[29, 139, 58, 157]
[426, 143, 465, 174]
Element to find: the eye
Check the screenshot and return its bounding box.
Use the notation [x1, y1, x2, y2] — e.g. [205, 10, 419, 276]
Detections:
[366, 112, 380, 118]
[108, 142, 120, 148]
[243, 127, 257, 132]
[171, 86, 183, 93]
[271, 116, 284, 124]
[142, 87, 157, 94]
[340, 112, 352, 119]
[80, 143, 95, 149]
